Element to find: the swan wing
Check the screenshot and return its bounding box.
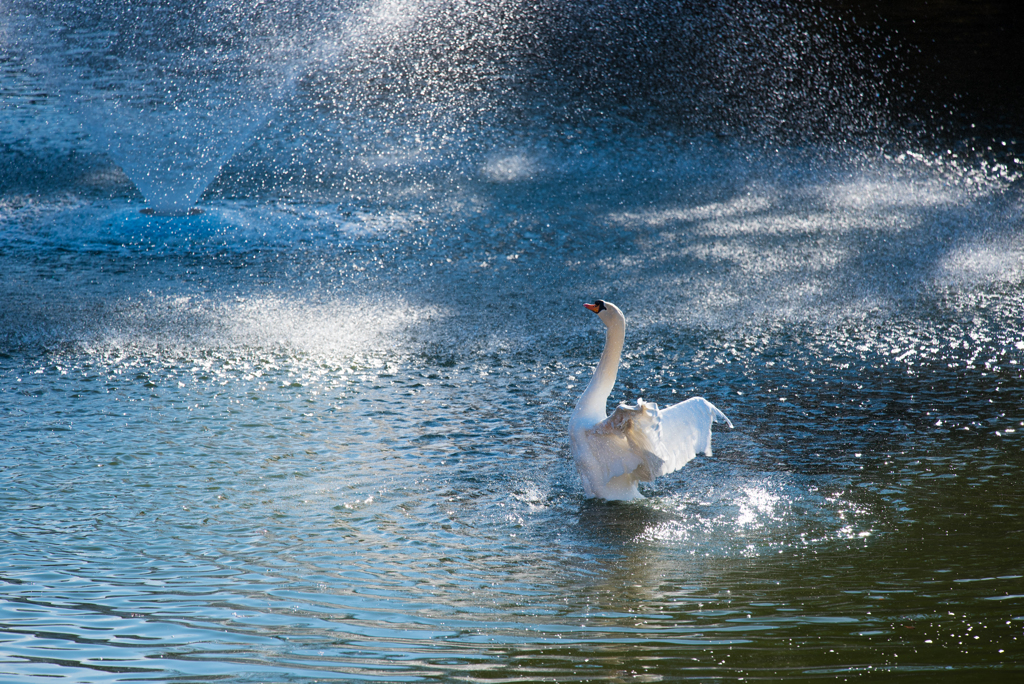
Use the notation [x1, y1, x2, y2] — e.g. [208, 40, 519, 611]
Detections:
[655, 397, 733, 475]
[590, 399, 666, 483]
[590, 396, 732, 482]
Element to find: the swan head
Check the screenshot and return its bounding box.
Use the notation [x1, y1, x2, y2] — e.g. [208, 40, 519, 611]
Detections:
[584, 299, 624, 328]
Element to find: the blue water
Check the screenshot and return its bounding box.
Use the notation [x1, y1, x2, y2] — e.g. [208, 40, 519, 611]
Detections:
[3, 1, 1024, 682]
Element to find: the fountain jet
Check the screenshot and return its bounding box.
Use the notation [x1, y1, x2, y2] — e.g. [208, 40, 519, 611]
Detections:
[19, 0, 307, 214]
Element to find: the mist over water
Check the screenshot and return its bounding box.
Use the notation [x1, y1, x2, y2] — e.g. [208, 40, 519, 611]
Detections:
[2, 1, 1023, 682]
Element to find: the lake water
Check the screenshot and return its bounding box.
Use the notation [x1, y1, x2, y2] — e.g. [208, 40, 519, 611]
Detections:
[2, 1, 1023, 682]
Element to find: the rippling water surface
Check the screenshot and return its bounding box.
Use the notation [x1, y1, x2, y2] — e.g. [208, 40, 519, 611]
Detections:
[3, 1, 1024, 682]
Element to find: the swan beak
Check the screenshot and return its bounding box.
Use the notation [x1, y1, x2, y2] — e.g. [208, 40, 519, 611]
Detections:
[583, 302, 601, 313]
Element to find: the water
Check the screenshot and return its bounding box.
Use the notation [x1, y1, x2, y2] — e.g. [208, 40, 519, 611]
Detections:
[2, 1, 1024, 682]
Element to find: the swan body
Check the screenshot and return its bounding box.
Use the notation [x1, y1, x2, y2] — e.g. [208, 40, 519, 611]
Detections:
[569, 300, 732, 501]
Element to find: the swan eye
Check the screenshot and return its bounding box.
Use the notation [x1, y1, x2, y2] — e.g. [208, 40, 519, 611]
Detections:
[594, 300, 606, 312]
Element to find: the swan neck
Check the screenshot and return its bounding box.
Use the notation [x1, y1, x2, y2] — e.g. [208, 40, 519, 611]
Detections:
[576, 318, 624, 418]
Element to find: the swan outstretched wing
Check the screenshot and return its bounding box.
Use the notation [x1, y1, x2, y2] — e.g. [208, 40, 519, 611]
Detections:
[591, 397, 732, 482]
[656, 397, 732, 474]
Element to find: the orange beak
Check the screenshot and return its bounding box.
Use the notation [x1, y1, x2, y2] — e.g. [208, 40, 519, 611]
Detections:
[583, 302, 600, 313]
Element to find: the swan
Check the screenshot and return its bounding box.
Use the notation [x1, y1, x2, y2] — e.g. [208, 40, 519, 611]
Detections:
[569, 300, 733, 501]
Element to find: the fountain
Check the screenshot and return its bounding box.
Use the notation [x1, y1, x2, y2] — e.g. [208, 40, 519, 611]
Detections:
[12, 0, 310, 215]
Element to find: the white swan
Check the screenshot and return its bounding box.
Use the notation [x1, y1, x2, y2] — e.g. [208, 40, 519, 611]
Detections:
[569, 300, 733, 501]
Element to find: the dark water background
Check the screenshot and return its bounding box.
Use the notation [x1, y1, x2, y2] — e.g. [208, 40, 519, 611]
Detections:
[834, 0, 1024, 134]
[2, 1, 1023, 682]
